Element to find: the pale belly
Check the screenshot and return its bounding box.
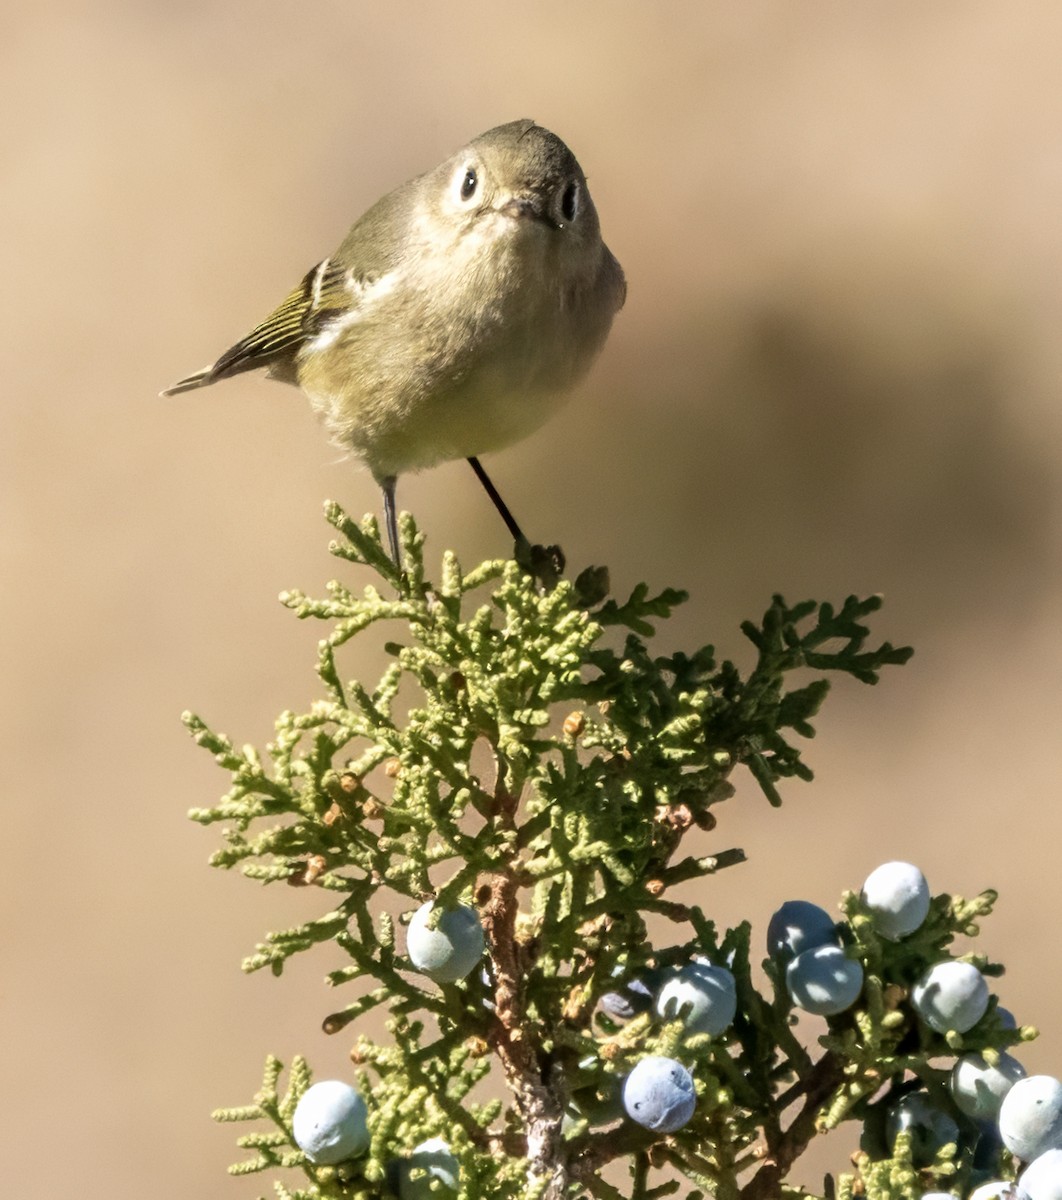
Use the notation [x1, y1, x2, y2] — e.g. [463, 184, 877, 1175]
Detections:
[297, 293, 608, 480]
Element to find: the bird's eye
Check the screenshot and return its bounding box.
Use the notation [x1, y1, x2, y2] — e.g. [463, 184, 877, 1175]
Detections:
[459, 167, 478, 201]
[560, 179, 580, 223]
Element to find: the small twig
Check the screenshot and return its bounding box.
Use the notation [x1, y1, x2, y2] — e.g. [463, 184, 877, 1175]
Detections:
[740, 1051, 846, 1200]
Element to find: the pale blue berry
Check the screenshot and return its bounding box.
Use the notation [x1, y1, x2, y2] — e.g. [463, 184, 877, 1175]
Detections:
[786, 945, 863, 1015]
[396, 1138, 459, 1199]
[1020, 1148, 1062, 1200]
[861, 861, 930, 940]
[407, 901, 484, 982]
[885, 1092, 959, 1166]
[912, 961, 989, 1034]
[951, 1051, 1026, 1120]
[622, 1056, 696, 1132]
[997, 1006, 1019, 1031]
[599, 977, 654, 1021]
[999, 1076, 1062, 1162]
[292, 1080, 370, 1164]
[767, 900, 839, 961]
[655, 962, 737, 1036]
[969, 1184, 1027, 1200]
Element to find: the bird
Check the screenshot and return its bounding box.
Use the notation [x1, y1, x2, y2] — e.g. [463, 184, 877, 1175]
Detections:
[162, 119, 626, 568]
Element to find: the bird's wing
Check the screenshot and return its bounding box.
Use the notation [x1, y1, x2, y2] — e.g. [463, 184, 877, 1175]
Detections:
[210, 258, 354, 377]
[161, 258, 354, 394]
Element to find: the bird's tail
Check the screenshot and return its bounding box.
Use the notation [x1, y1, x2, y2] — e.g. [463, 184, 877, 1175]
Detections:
[159, 366, 216, 397]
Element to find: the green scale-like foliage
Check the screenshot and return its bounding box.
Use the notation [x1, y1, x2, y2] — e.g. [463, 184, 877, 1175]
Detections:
[186, 504, 1036, 1200]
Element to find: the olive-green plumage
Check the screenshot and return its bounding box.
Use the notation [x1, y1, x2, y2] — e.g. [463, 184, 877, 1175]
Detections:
[163, 120, 625, 563]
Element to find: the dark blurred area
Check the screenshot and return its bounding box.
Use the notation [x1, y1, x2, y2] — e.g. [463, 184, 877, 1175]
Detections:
[3, 3, 1061, 1195]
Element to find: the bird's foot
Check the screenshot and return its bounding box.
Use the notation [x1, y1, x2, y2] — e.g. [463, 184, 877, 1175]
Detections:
[514, 540, 566, 591]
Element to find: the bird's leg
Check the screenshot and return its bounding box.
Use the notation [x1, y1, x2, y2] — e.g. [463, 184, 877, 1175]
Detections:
[466, 456, 526, 544]
[466, 456, 565, 586]
[380, 475, 401, 569]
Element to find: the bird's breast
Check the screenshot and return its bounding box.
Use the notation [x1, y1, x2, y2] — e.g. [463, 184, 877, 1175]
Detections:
[296, 230, 615, 478]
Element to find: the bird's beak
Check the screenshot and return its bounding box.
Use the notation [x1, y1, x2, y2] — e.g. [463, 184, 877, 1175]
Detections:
[498, 192, 559, 229]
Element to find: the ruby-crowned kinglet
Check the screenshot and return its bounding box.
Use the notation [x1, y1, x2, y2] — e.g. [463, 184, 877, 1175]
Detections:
[163, 119, 626, 566]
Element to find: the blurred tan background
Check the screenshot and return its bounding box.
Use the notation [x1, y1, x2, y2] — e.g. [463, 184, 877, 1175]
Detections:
[3, 1, 1062, 1193]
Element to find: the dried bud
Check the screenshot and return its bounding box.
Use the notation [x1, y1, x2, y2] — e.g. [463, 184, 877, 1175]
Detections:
[361, 798, 384, 820]
[562, 987, 587, 1023]
[672, 804, 695, 830]
[465, 1036, 490, 1058]
[323, 802, 344, 827]
[646, 879, 666, 897]
[882, 983, 906, 1011]
[577, 914, 613, 941]
[340, 771, 360, 794]
[288, 855, 327, 886]
[655, 803, 694, 831]
[384, 758, 401, 778]
[563, 711, 585, 737]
